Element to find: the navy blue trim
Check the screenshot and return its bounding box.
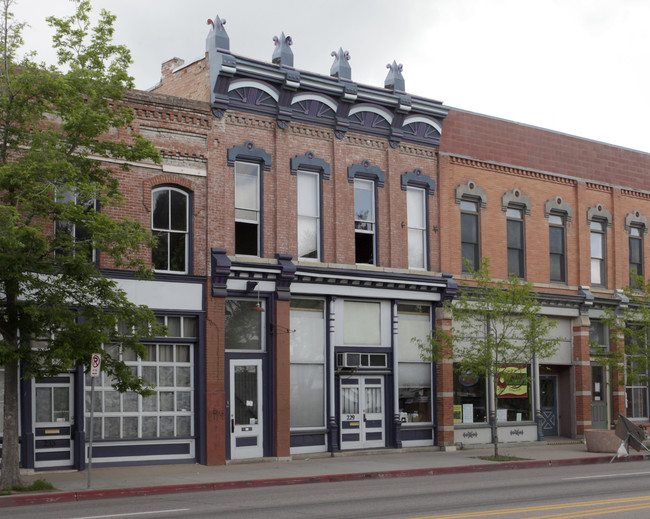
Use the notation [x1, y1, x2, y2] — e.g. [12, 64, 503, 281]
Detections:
[290, 433, 326, 447]
[290, 152, 331, 180]
[90, 442, 191, 458]
[35, 451, 72, 462]
[227, 141, 272, 171]
[19, 370, 34, 469]
[235, 437, 258, 447]
[196, 312, 207, 465]
[347, 160, 385, 187]
[401, 169, 435, 194]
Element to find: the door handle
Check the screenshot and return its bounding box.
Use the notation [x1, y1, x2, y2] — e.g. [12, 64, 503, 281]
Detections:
[231, 417, 234, 433]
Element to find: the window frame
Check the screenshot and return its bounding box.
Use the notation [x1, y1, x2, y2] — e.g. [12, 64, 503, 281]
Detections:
[406, 186, 427, 270]
[54, 190, 98, 263]
[460, 199, 480, 272]
[590, 219, 607, 287]
[354, 177, 377, 265]
[151, 186, 190, 274]
[234, 160, 262, 257]
[629, 225, 644, 284]
[506, 206, 525, 278]
[549, 213, 566, 283]
[297, 170, 321, 261]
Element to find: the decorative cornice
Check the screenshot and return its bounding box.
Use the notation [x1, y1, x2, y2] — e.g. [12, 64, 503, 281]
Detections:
[586, 204, 612, 227]
[586, 182, 613, 193]
[544, 196, 573, 221]
[621, 189, 650, 200]
[448, 155, 577, 186]
[401, 168, 435, 194]
[348, 160, 386, 187]
[625, 210, 649, 233]
[501, 188, 531, 214]
[290, 152, 331, 179]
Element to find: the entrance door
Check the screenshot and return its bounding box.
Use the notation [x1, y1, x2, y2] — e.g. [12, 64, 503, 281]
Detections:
[229, 359, 263, 459]
[540, 375, 558, 436]
[340, 376, 385, 449]
[591, 366, 608, 429]
[33, 375, 74, 469]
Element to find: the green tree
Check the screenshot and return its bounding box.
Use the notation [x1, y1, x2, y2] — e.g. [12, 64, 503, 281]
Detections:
[595, 274, 650, 414]
[418, 259, 560, 458]
[0, 0, 162, 488]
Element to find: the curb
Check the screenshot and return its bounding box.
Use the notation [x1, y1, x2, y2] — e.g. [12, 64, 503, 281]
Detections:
[0, 454, 644, 508]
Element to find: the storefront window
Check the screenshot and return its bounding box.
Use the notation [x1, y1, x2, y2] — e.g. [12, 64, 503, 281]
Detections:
[496, 365, 532, 421]
[453, 367, 487, 423]
[290, 299, 326, 428]
[84, 316, 196, 440]
[397, 304, 432, 423]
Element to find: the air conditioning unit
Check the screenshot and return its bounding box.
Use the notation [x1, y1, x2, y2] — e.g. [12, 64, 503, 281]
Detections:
[340, 353, 361, 368]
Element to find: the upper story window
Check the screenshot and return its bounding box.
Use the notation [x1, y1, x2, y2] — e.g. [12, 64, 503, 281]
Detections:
[506, 207, 525, 278]
[456, 181, 485, 273]
[228, 141, 272, 258]
[297, 170, 320, 260]
[502, 189, 530, 279]
[590, 220, 606, 286]
[460, 200, 479, 272]
[548, 213, 566, 283]
[630, 226, 644, 284]
[627, 212, 647, 287]
[55, 190, 97, 263]
[587, 204, 611, 288]
[354, 178, 376, 265]
[152, 186, 189, 274]
[407, 186, 426, 270]
[545, 196, 572, 284]
[235, 161, 261, 256]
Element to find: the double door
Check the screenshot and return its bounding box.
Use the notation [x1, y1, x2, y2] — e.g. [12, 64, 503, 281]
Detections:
[340, 376, 385, 450]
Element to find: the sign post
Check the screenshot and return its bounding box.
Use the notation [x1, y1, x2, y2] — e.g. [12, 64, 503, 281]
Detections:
[88, 353, 101, 489]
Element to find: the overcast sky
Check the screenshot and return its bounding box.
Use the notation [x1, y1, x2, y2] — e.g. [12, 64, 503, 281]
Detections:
[12, 0, 650, 154]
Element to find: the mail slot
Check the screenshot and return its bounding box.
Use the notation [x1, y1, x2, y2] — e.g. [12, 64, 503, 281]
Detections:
[44, 429, 61, 435]
[242, 426, 252, 431]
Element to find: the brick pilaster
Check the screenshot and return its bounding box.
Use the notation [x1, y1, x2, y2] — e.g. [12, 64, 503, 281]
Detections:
[435, 306, 455, 446]
[573, 315, 592, 436]
[205, 294, 226, 465]
[274, 298, 291, 457]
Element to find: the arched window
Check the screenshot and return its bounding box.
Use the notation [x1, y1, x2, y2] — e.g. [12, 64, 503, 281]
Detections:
[152, 186, 190, 273]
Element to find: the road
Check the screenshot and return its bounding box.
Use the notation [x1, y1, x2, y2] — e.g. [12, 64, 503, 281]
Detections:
[4, 461, 650, 518]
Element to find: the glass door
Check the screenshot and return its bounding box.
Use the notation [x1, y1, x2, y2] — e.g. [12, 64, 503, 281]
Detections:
[229, 359, 263, 459]
[33, 374, 74, 468]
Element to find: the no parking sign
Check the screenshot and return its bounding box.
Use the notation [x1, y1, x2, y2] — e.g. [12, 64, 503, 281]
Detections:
[90, 353, 102, 377]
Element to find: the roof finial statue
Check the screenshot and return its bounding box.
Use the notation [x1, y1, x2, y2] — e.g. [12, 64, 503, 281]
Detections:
[206, 15, 229, 52]
[384, 60, 405, 92]
[330, 48, 351, 80]
[272, 32, 294, 67]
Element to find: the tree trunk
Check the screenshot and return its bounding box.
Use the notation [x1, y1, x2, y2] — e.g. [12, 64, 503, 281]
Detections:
[0, 357, 21, 490]
[491, 377, 499, 458]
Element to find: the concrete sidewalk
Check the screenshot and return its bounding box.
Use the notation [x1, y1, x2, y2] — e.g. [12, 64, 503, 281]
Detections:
[1, 441, 648, 508]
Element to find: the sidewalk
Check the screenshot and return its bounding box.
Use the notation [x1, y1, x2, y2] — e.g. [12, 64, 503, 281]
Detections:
[1, 440, 648, 508]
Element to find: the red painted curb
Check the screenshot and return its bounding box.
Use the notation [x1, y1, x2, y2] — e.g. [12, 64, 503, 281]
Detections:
[0, 454, 644, 508]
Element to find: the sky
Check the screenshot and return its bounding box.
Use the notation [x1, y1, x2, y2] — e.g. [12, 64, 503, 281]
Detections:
[11, 0, 650, 154]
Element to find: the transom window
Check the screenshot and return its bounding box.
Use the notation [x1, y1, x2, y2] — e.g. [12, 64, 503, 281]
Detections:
[354, 178, 376, 265]
[507, 207, 525, 278]
[460, 199, 479, 272]
[152, 187, 189, 273]
[235, 161, 261, 256]
[549, 213, 566, 283]
[225, 299, 266, 351]
[407, 187, 426, 269]
[297, 171, 320, 260]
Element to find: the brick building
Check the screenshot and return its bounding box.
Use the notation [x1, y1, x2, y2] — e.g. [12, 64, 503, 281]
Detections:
[5, 15, 650, 470]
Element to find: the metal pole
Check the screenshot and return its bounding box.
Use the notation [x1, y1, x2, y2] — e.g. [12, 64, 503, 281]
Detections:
[87, 376, 94, 489]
